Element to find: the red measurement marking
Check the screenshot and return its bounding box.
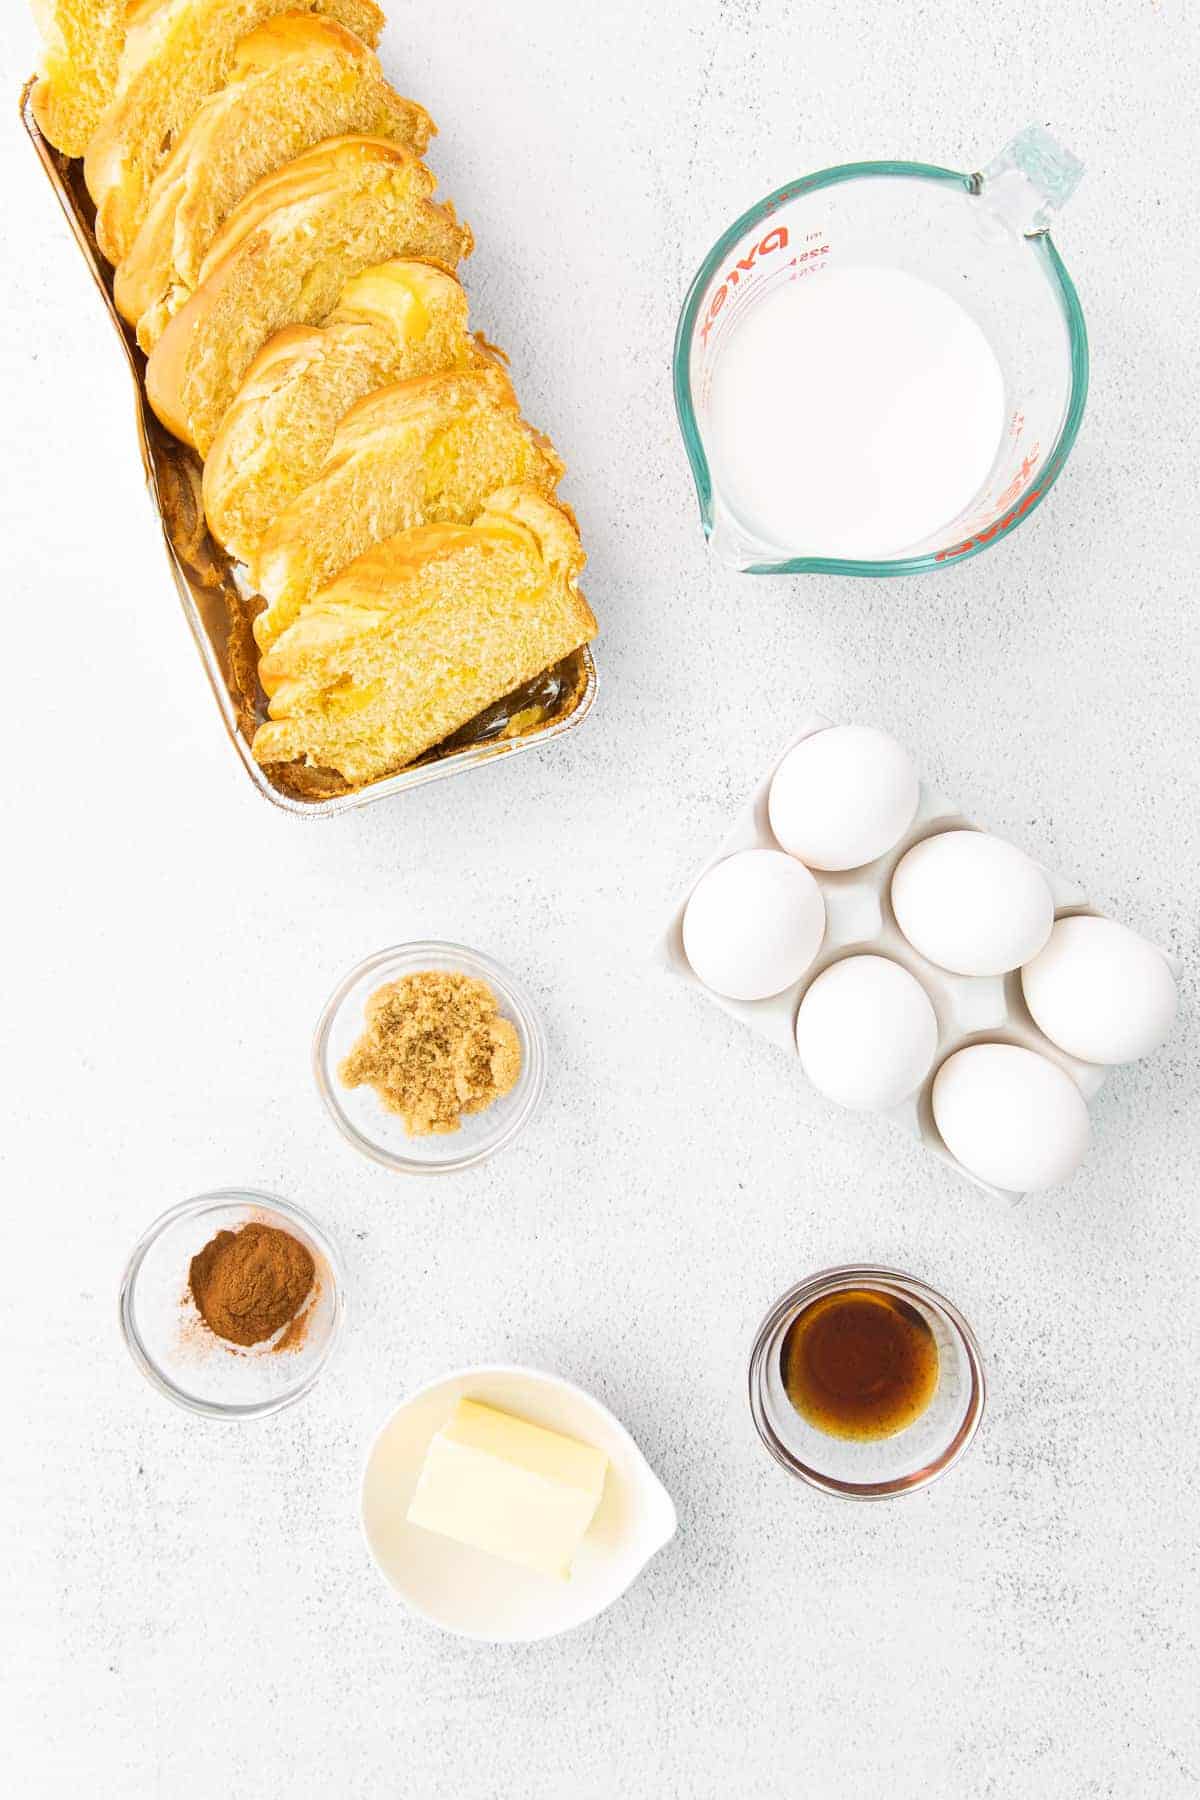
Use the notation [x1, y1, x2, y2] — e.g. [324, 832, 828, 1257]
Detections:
[992, 449, 1041, 516]
[947, 448, 1042, 547]
[935, 481, 1044, 560]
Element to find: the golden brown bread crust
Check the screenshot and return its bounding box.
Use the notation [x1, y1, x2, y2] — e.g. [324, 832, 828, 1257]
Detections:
[202, 259, 477, 565]
[250, 360, 564, 650]
[30, 1, 129, 157]
[259, 488, 589, 642]
[279, 360, 524, 487]
[200, 132, 424, 278]
[252, 487, 595, 783]
[143, 136, 471, 453]
[83, 0, 387, 263]
[113, 15, 435, 344]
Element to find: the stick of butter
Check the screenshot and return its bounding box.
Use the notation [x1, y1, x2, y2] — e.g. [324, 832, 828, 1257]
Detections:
[405, 1398, 609, 1580]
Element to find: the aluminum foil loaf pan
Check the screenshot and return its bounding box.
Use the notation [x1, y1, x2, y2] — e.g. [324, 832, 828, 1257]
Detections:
[21, 82, 597, 815]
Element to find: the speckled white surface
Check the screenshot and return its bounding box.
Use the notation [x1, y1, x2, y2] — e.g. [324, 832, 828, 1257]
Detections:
[2, 1, 1198, 1794]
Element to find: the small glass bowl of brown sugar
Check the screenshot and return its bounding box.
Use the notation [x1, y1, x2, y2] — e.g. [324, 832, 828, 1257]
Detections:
[119, 1191, 344, 1419]
[313, 942, 547, 1174]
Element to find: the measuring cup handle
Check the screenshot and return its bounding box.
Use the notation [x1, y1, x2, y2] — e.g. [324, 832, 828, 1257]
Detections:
[975, 125, 1084, 236]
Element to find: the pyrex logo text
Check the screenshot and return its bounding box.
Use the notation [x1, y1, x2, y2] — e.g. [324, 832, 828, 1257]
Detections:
[700, 227, 791, 343]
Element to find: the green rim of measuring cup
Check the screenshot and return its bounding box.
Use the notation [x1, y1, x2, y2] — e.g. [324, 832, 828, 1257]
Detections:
[671, 159, 1090, 578]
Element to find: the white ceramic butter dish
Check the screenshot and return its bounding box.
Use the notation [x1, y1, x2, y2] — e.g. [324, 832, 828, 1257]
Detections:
[360, 1365, 677, 1642]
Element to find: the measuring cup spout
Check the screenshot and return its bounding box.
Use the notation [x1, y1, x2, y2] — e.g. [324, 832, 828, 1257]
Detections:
[705, 504, 769, 573]
[976, 125, 1084, 237]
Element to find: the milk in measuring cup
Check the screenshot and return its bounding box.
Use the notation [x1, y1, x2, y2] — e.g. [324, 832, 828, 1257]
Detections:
[705, 266, 1006, 561]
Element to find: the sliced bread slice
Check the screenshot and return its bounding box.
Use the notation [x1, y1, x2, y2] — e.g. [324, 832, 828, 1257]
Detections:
[253, 487, 595, 786]
[203, 260, 482, 566]
[114, 15, 434, 347]
[251, 362, 564, 651]
[83, 0, 386, 264]
[30, 0, 128, 157]
[143, 136, 472, 456]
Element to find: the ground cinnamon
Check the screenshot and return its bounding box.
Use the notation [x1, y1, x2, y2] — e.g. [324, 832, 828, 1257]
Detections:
[188, 1223, 315, 1349]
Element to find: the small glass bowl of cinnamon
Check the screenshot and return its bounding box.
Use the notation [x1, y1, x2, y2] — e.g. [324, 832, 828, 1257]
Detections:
[119, 1190, 344, 1420]
[313, 942, 548, 1174]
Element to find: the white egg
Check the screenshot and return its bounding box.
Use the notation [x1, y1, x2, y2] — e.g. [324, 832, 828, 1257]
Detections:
[931, 1043, 1090, 1192]
[768, 725, 920, 871]
[891, 830, 1054, 977]
[1021, 915, 1178, 1065]
[795, 955, 939, 1111]
[682, 849, 826, 1001]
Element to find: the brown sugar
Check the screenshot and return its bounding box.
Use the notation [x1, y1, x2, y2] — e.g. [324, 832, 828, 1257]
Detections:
[339, 970, 522, 1136]
[188, 1223, 315, 1349]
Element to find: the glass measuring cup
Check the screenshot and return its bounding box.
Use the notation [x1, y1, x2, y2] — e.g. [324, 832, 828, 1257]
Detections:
[673, 126, 1088, 576]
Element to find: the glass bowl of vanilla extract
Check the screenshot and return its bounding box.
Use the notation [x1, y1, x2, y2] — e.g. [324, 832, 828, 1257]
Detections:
[747, 1266, 985, 1499]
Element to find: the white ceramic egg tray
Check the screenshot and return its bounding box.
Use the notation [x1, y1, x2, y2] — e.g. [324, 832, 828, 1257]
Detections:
[657, 714, 1180, 1201]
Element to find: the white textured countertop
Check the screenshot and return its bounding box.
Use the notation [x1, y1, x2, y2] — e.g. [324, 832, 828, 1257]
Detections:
[2, 2, 1198, 1794]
